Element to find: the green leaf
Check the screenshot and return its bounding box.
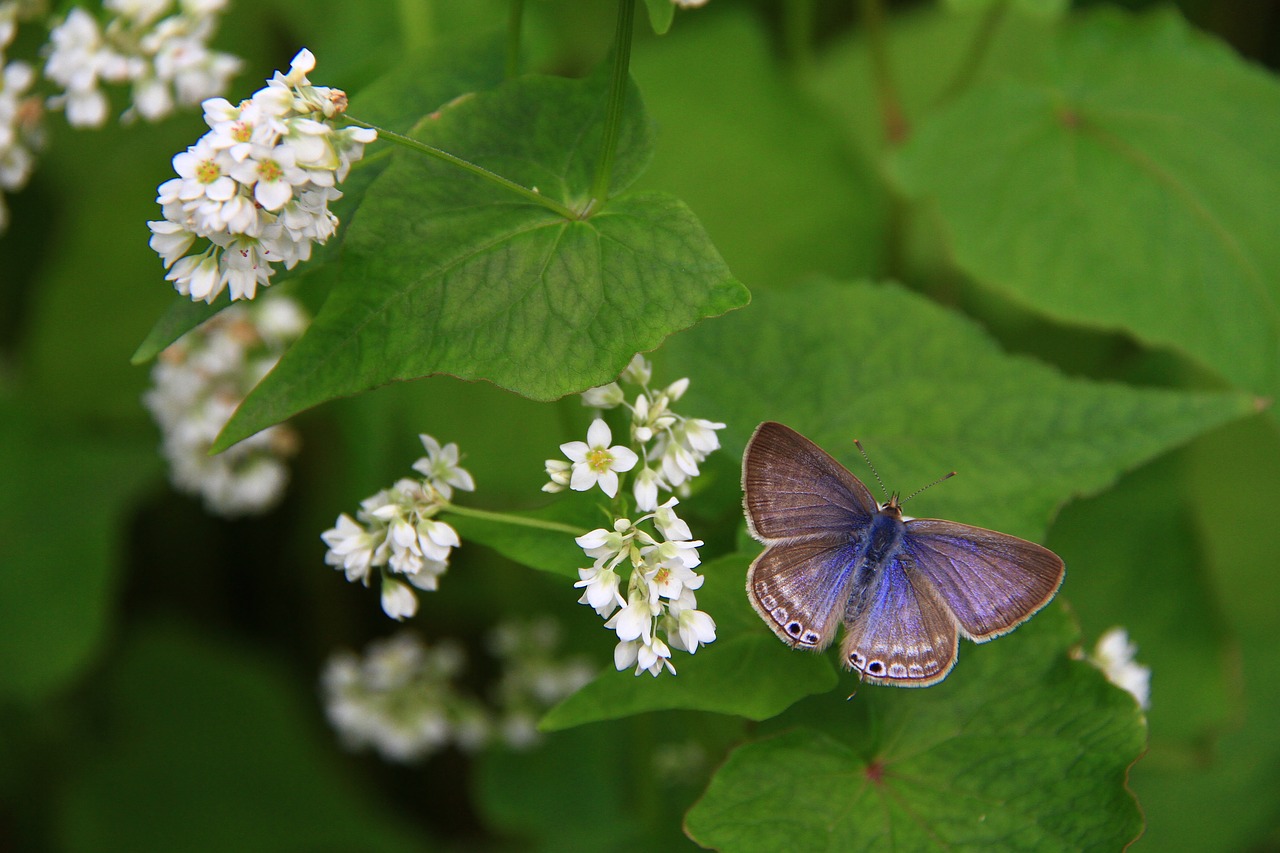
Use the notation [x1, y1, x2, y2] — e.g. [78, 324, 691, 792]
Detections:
[631, 9, 890, 285]
[216, 70, 747, 451]
[661, 278, 1257, 541]
[684, 607, 1146, 851]
[449, 495, 604, 579]
[58, 622, 429, 853]
[540, 553, 838, 730]
[643, 0, 675, 35]
[131, 35, 507, 365]
[1048, 455, 1236, 747]
[892, 7, 1280, 404]
[0, 398, 158, 702]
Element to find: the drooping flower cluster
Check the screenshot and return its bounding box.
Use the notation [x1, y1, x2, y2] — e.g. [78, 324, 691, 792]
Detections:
[148, 48, 377, 303]
[143, 294, 308, 516]
[321, 633, 489, 763]
[321, 620, 593, 763]
[488, 617, 595, 748]
[1088, 626, 1151, 711]
[321, 435, 474, 621]
[43, 0, 241, 128]
[0, 7, 42, 231]
[545, 355, 722, 677]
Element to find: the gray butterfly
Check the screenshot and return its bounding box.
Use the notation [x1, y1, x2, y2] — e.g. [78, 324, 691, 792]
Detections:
[742, 422, 1065, 687]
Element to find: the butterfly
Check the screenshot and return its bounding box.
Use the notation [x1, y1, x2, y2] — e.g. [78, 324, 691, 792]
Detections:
[742, 422, 1065, 687]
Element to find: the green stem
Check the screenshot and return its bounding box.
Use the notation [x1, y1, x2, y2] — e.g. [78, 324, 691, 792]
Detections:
[588, 0, 637, 209]
[506, 0, 526, 79]
[860, 0, 909, 146]
[443, 503, 587, 536]
[934, 0, 1009, 106]
[346, 117, 578, 220]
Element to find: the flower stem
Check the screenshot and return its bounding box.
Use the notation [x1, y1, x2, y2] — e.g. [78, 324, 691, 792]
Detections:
[860, 0, 909, 146]
[442, 503, 587, 536]
[934, 0, 1009, 106]
[588, 0, 637, 209]
[506, 0, 526, 79]
[346, 117, 578, 220]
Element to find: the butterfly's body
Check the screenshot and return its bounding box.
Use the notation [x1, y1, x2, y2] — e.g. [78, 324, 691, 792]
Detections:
[742, 422, 1064, 688]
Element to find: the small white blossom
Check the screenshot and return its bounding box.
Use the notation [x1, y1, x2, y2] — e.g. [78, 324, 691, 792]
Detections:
[44, 0, 240, 128]
[148, 48, 376, 302]
[142, 295, 307, 516]
[550, 356, 722, 677]
[321, 634, 487, 763]
[559, 418, 638, 498]
[320, 434, 473, 619]
[0, 39, 41, 233]
[1089, 627, 1151, 710]
[411, 434, 476, 500]
[488, 618, 595, 750]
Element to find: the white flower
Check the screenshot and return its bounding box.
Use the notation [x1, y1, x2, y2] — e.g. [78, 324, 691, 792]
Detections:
[321, 513, 382, 583]
[542, 458, 571, 493]
[574, 564, 624, 618]
[149, 48, 375, 301]
[411, 434, 476, 500]
[143, 295, 307, 516]
[633, 466, 662, 512]
[1090, 627, 1151, 710]
[605, 591, 656, 644]
[582, 382, 624, 409]
[560, 418, 638, 498]
[380, 577, 418, 621]
[321, 633, 488, 763]
[615, 636, 676, 677]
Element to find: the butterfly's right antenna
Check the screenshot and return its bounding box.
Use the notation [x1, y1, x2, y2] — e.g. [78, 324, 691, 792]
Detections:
[853, 439, 891, 502]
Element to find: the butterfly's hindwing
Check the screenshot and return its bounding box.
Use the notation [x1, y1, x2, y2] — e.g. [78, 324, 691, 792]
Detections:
[903, 520, 1065, 641]
[840, 555, 959, 687]
[747, 536, 860, 650]
[742, 422, 878, 542]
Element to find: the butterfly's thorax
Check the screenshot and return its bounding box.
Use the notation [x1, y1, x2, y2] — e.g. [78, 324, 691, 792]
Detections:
[859, 503, 907, 570]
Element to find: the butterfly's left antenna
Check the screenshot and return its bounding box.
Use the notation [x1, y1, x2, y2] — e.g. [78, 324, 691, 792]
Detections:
[853, 439, 891, 501]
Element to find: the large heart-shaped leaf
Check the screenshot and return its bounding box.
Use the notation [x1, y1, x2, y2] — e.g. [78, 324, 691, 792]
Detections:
[216, 70, 747, 450]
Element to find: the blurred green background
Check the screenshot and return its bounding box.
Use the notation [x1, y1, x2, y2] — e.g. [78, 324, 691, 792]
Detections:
[3, 0, 1280, 850]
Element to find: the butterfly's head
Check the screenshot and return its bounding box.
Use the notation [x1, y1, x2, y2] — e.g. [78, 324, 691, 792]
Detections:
[878, 493, 905, 519]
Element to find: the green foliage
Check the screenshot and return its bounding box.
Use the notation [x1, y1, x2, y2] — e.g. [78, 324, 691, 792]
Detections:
[4, 1, 1280, 850]
[57, 623, 429, 853]
[684, 608, 1145, 851]
[891, 8, 1280, 405]
[215, 67, 746, 450]
[542, 553, 839, 729]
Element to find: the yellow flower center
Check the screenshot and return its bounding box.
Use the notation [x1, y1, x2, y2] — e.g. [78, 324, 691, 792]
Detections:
[586, 448, 614, 473]
[257, 159, 283, 182]
[195, 159, 221, 183]
[231, 121, 253, 143]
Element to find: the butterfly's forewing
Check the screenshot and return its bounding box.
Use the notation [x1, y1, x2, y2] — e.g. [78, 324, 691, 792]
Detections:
[747, 537, 859, 650]
[742, 422, 877, 543]
[902, 520, 1065, 641]
[840, 555, 959, 686]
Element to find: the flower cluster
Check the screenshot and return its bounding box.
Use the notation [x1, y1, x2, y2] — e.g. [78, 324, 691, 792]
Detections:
[1088, 626, 1151, 711]
[488, 617, 595, 748]
[143, 294, 308, 516]
[44, 0, 241, 128]
[321, 435, 475, 621]
[546, 354, 725, 512]
[321, 633, 489, 763]
[321, 621, 593, 763]
[545, 355, 722, 677]
[148, 48, 376, 303]
[0, 7, 41, 231]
